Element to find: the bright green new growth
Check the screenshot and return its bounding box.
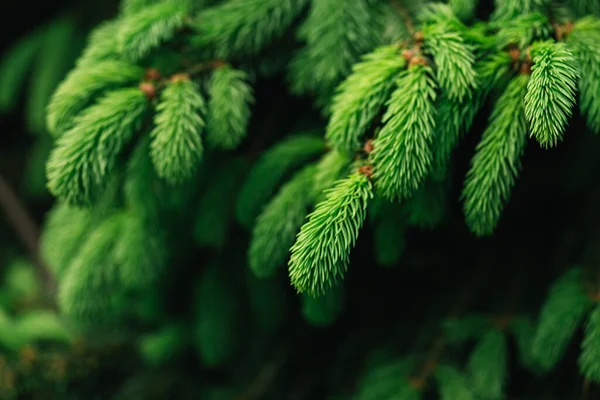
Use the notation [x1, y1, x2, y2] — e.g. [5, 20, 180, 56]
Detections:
[312, 150, 352, 201]
[47, 60, 145, 136]
[46, 87, 147, 206]
[289, 171, 372, 295]
[434, 364, 474, 400]
[468, 329, 508, 399]
[249, 165, 317, 278]
[462, 74, 529, 236]
[289, 0, 383, 103]
[195, 0, 308, 57]
[0, 31, 41, 112]
[579, 304, 600, 382]
[206, 66, 253, 150]
[150, 78, 206, 184]
[325, 45, 406, 153]
[431, 52, 513, 180]
[77, 21, 121, 67]
[118, 1, 187, 62]
[301, 284, 344, 327]
[423, 22, 477, 101]
[193, 265, 240, 367]
[236, 134, 325, 228]
[371, 64, 437, 201]
[59, 215, 122, 323]
[532, 268, 593, 370]
[567, 18, 600, 134]
[524, 41, 578, 148]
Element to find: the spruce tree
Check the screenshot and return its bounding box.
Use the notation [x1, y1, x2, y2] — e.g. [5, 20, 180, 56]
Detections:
[0, 0, 600, 398]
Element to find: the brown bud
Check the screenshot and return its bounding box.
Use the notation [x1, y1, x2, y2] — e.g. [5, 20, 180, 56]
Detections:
[409, 55, 428, 68]
[144, 68, 161, 81]
[139, 82, 156, 100]
[508, 47, 520, 62]
[363, 139, 374, 154]
[413, 31, 425, 43]
[358, 164, 374, 178]
[520, 61, 532, 75]
[401, 49, 415, 61]
[170, 73, 190, 83]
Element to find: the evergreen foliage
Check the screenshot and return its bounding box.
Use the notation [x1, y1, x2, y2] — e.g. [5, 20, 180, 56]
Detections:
[3, 0, 600, 397]
[150, 76, 206, 183]
[205, 65, 253, 149]
[289, 171, 372, 295]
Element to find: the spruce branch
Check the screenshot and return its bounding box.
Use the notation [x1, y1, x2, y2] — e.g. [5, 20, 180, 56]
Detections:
[325, 44, 406, 153]
[236, 134, 325, 228]
[150, 76, 206, 184]
[206, 65, 254, 150]
[249, 164, 317, 278]
[76, 20, 121, 68]
[462, 74, 529, 236]
[371, 63, 437, 201]
[46, 87, 148, 206]
[193, 0, 308, 58]
[47, 60, 145, 137]
[566, 18, 600, 134]
[288, 170, 373, 295]
[524, 40, 578, 148]
[532, 268, 593, 370]
[118, 1, 188, 62]
[288, 0, 385, 103]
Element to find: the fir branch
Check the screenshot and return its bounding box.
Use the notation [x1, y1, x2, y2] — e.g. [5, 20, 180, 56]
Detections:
[0, 30, 42, 112]
[462, 74, 529, 236]
[118, 1, 187, 62]
[46, 87, 148, 206]
[431, 52, 513, 180]
[492, 0, 550, 21]
[58, 215, 123, 323]
[325, 45, 406, 153]
[236, 134, 325, 228]
[312, 150, 352, 202]
[422, 8, 477, 101]
[150, 77, 206, 184]
[206, 65, 254, 150]
[567, 19, 600, 134]
[580, 304, 600, 383]
[532, 268, 593, 370]
[288, 0, 384, 103]
[495, 12, 552, 49]
[249, 165, 316, 278]
[467, 329, 508, 399]
[76, 20, 121, 67]
[371, 63, 437, 201]
[47, 60, 145, 137]
[434, 365, 474, 400]
[194, 0, 308, 58]
[289, 171, 372, 295]
[301, 284, 344, 327]
[525, 41, 578, 148]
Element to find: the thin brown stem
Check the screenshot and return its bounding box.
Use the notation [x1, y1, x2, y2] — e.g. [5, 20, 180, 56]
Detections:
[0, 174, 56, 303]
[390, 0, 415, 35]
